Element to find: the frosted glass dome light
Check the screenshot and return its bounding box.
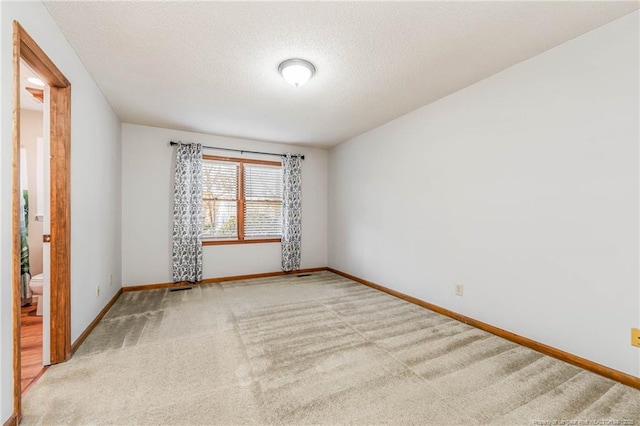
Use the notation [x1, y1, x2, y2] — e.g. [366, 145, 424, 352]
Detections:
[278, 59, 315, 87]
[27, 77, 45, 87]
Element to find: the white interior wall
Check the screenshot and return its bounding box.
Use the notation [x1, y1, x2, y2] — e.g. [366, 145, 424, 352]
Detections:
[329, 11, 639, 377]
[121, 123, 328, 286]
[0, 2, 122, 421]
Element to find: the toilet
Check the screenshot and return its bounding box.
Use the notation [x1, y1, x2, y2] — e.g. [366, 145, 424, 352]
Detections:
[29, 273, 44, 316]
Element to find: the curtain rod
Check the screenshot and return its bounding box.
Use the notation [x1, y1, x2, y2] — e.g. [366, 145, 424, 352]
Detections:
[169, 141, 304, 160]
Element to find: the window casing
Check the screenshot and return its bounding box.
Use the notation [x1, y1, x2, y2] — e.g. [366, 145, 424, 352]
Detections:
[202, 155, 282, 245]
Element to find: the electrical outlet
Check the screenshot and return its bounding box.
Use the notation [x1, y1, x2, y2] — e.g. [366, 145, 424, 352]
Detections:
[109, 274, 113, 287]
[632, 328, 640, 348]
[96, 285, 101, 297]
[455, 284, 464, 297]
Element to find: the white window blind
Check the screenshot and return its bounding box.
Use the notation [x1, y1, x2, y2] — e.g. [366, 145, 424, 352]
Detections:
[202, 160, 238, 239]
[244, 163, 283, 238]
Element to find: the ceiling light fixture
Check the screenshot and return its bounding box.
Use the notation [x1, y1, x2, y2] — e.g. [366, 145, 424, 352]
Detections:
[278, 58, 315, 87]
[27, 77, 45, 87]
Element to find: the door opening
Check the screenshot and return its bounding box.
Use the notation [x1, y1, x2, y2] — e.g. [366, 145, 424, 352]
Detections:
[12, 21, 71, 421]
[17, 60, 47, 393]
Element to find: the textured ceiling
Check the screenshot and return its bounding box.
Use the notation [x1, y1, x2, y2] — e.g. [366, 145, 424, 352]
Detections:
[44, 1, 638, 148]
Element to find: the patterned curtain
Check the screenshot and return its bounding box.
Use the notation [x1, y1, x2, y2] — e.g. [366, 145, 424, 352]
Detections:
[282, 154, 302, 272]
[172, 143, 203, 283]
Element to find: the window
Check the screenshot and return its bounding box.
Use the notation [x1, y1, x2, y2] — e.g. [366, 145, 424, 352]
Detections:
[202, 155, 283, 244]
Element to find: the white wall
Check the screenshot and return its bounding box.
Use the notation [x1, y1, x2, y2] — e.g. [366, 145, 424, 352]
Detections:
[121, 123, 328, 286]
[329, 11, 639, 377]
[0, 2, 122, 421]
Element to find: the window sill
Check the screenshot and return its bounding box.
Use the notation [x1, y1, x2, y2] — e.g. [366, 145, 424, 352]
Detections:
[203, 238, 281, 246]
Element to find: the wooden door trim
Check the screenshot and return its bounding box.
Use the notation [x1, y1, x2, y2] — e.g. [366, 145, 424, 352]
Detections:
[16, 23, 69, 87]
[48, 85, 71, 362]
[11, 19, 22, 422]
[12, 21, 71, 420]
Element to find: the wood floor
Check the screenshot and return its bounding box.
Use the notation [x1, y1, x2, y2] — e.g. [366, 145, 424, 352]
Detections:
[21, 302, 44, 394]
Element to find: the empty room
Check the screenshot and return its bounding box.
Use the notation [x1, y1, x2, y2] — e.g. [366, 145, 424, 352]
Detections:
[1, 1, 639, 425]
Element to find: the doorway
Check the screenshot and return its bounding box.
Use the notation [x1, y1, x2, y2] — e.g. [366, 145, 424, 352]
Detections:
[18, 60, 46, 393]
[12, 21, 71, 420]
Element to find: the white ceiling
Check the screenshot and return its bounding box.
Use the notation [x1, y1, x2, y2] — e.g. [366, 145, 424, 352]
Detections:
[43, 1, 638, 149]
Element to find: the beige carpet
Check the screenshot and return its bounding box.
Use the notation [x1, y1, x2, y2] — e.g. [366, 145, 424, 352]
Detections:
[22, 271, 640, 425]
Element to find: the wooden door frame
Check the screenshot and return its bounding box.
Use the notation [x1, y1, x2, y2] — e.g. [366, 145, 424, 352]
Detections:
[12, 21, 71, 420]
